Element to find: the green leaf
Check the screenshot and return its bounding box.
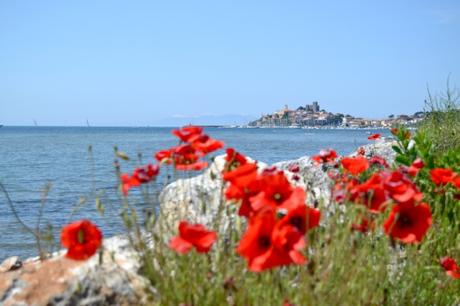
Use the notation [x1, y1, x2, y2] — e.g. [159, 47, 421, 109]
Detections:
[392, 145, 402, 154]
[395, 155, 410, 166]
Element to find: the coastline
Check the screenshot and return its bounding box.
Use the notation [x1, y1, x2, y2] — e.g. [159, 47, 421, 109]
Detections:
[225, 125, 415, 130]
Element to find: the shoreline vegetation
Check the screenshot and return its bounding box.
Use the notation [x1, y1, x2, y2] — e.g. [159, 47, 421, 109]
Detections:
[1, 89, 459, 305]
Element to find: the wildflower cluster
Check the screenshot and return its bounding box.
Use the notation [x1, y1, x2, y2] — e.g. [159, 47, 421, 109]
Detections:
[155, 125, 224, 171]
[54, 123, 459, 304]
[329, 148, 432, 243]
[221, 148, 321, 271]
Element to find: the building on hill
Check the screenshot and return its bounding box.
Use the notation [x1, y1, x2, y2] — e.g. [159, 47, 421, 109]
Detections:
[248, 102, 340, 127]
[305, 101, 320, 113]
[247, 102, 421, 128]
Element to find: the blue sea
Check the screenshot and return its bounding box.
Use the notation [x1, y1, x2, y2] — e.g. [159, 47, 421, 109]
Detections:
[0, 126, 390, 260]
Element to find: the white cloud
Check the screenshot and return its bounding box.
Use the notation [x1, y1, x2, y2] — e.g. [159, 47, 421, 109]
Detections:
[430, 8, 458, 25]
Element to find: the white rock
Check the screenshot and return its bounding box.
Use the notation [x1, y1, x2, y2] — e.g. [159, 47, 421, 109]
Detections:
[0, 256, 22, 273]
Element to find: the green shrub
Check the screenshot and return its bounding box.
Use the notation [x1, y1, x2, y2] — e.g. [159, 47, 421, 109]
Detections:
[418, 84, 460, 153]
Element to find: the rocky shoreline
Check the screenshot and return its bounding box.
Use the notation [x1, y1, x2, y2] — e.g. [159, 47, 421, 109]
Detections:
[0, 140, 396, 306]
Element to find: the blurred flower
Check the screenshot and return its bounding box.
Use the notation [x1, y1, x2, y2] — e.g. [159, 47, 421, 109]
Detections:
[453, 177, 460, 190]
[383, 170, 423, 204]
[383, 202, 432, 243]
[440, 256, 460, 279]
[250, 170, 293, 212]
[155, 149, 173, 164]
[351, 217, 374, 233]
[350, 173, 388, 213]
[61, 220, 102, 260]
[312, 149, 338, 164]
[407, 158, 424, 177]
[430, 168, 456, 186]
[369, 155, 389, 168]
[172, 144, 208, 171]
[341, 156, 369, 175]
[367, 133, 381, 140]
[172, 125, 203, 142]
[224, 148, 248, 172]
[237, 209, 306, 272]
[276, 188, 321, 233]
[236, 184, 319, 272]
[283, 299, 296, 306]
[223, 162, 260, 217]
[169, 221, 217, 254]
[189, 134, 224, 154]
[120, 164, 159, 195]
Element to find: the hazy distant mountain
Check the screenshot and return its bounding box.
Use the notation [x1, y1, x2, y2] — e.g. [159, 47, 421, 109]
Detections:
[153, 114, 257, 127]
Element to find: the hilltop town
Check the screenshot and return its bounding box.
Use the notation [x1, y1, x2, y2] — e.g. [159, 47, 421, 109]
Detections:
[247, 102, 425, 128]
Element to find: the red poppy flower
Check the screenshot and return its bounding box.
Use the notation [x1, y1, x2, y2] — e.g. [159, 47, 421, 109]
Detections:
[173, 144, 208, 171]
[332, 175, 360, 204]
[440, 257, 460, 279]
[454, 177, 460, 190]
[169, 221, 217, 254]
[133, 164, 160, 183]
[351, 217, 374, 233]
[224, 163, 260, 217]
[383, 202, 432, 244]
[271, 223, 307, 265]
[223, 162, 258, 183]
[277, 188, 321, 233]
[226, 186, 260, 218]
[224, 163, 259, 199]
[175, 160, 208, 171]
[411, 158, 424, 169]
[189, 134, 224, 154]
[237, 210, 306, 272]
[120, 164, 160, 195]
[172, 125, 203, 142]
[390, 128, 399, 136]
[367, 133, 381, 140]
[224, 148, 248, 172]
[407, 158, 424, 177]
[357, 147, 366, 156]
[430, 168, 457, 186]
[120, 173, 136, 195]
[383, 170, 423, 204]
[312, 149, 338, 164]
[283, 299, 296, 306]
[155, 149, 173, 164]
[341, 156, 369, 175]
[250, 170, 293, 212]
[236, 210, 277, 270]
[350, 173, 388, 213]
[61, 220, 103, 260]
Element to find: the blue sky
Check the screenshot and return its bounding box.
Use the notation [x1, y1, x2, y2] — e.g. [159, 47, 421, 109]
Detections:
[0, 0, 459, 126]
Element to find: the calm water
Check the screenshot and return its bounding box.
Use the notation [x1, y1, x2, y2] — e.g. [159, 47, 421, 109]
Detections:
[0, 126, 389, 260]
